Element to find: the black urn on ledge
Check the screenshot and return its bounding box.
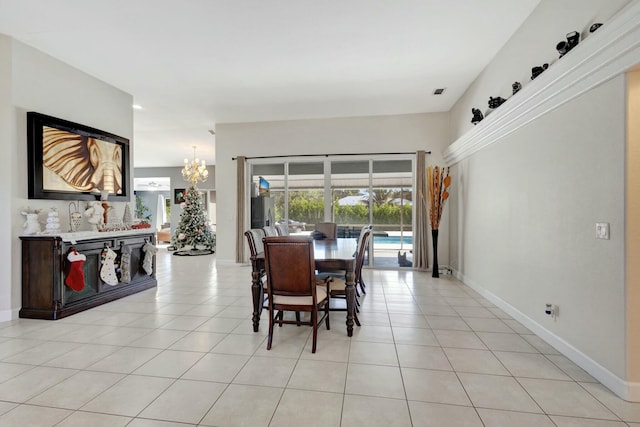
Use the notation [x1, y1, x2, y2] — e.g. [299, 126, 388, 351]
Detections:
[531, 63, 549, 80]
[556, 30, 580, 58]
[488, 96, 506, 109]
[512, 81, 522, 95]
[471, 108, 484, 125]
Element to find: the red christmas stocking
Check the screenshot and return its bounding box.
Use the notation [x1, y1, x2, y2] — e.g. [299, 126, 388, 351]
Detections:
[65, 249, 86, 291]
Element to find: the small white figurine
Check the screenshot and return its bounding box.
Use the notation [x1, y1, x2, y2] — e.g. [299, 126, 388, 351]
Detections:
[84, 201, 105, 231]
[44, 208, 62, 234]
[21, 209, 42, 235]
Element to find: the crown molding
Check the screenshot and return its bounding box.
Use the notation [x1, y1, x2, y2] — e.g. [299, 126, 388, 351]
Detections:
[444, 0, 640, 165]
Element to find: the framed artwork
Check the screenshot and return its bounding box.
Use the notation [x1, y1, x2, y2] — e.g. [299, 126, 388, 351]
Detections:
[27, 112, 130, 201]
[174, 188, 186, 204]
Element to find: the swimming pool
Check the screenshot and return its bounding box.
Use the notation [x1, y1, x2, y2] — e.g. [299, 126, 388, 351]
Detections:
[374, 235, 413, 245]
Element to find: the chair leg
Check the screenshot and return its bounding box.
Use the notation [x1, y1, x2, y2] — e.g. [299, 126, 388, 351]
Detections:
[354, 310, 361, 327]
[325, 301, 330, 330]
[359, 277, 366, 294]
[295, 311, 301, 326]
[311, 310, 318, 353]
[267, 309, 274, 350]
[277, 311, 284, 327]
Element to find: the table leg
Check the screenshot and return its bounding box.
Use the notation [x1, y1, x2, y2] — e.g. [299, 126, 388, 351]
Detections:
[251, 269, 263, 332]
[345, 270, 355, 337]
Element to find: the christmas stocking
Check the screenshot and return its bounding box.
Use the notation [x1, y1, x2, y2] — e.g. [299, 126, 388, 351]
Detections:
[142, 242, 157, 275]
[120, 244, 131, 283]
[65, 249, 86, 291]
[100, 247, 119, 286]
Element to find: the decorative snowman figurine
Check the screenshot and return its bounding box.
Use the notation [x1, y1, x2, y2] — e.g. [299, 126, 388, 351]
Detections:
[21, 209, 42, 235]
[44, 208, 62, 234]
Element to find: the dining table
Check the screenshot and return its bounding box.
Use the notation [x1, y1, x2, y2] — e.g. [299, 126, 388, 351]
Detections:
[249, 237, 358, 336]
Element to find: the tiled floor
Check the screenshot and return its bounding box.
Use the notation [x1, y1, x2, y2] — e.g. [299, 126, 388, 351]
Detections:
[1, 248, 639, 426]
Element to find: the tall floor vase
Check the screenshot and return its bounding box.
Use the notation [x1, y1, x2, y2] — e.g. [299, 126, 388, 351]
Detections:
[431, 229, 439, 278]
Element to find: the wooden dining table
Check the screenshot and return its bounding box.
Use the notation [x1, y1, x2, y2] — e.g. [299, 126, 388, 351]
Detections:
[249, 237, 358, 336]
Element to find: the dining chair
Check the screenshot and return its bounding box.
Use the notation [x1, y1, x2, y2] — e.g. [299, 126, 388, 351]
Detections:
[355, 224, 373, 294]
[325, 228, 371, 327]
[275, 223, 289, 236]
[263, 236, 330, 353]
[314, 222, 337, 239]
[263, 225, 278, 236]
[245, 228, 268, 307]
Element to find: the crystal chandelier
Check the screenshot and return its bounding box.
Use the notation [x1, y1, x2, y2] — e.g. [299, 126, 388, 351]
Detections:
[182, 146, 209, 186]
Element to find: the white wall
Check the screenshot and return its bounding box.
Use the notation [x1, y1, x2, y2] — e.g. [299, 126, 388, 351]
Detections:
[445, 0, 634, 393]
[1, 35, 133, 319]
[215, 113, 450, 263]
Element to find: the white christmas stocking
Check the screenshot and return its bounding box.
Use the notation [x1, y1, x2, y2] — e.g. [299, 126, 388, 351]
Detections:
[142, 242, 157, 275]
[65, 249, 86, 291]
[120, 244, 131, 283]
[100, 247, 119, 286]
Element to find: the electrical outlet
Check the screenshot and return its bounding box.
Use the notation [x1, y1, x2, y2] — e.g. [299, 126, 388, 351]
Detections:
[596, 223, 610, 240]
[545, 304, 559, 320]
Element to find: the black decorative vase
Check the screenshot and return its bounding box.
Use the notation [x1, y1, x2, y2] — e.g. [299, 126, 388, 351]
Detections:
[432, 229, 439, 278]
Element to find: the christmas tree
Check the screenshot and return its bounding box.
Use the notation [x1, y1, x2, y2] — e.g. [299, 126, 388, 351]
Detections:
[171, 186, 216, 252]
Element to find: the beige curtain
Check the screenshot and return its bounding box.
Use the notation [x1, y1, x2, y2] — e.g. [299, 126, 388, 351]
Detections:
[413, 151, 429, 271]
[235, 156, 246, 263]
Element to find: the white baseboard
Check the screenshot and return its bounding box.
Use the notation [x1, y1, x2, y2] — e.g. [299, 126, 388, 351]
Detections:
[0, 308, 19, 323]
[454, 269, 639, 403]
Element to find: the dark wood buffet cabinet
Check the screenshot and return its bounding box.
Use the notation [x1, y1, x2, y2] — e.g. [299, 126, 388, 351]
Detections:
[20, 230, 157, 320]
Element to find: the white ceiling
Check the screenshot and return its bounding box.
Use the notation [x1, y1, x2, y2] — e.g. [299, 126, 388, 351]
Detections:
[0, 0, 540, 167]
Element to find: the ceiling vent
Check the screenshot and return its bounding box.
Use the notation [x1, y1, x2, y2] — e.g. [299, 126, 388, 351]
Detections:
[433, 88, 446, 95]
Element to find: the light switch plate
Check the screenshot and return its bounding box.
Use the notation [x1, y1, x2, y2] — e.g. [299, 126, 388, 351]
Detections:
[596, 222, 610, 240]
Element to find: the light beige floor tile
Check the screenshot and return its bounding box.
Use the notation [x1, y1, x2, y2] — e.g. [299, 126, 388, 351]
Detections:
[55, 411, 131, 427]
[445, 297, 483, 307]
[156, 303, 198, 315]
[408, 401, 483, 427]
[158, 315, 210, 331]
[433, 330, 487, 349]
[233, 355, 297, 387]
[43, 343, 119, 369]
[133, 350, 204, 378]
[209, 333, 265, 355]
[453, 306, 496, 318]
[0, 338, 43, 359]
[91, 327, 154, 346]
[518, 378, 618, 419]
[502, 319, 532, 334]
[546, 354, 597, 382]
[426, 315, 471, 331]
[477, 408, 556, 426]
[80, 374, 173, 416]
[270, 389, 342, 427]
[580, 382, 640, 422]
[168, 331, 228, 352]
[476, 332, 538, 353]
[0, 366, 77, 402]
[127, 417, 196, 426]
[182, 352, 249, 382]
[420, 304, 459, 316]
[300, 337, 351, 362]
[87, 347, 162, 374]
[124, 314, 178, 329]
[457, 372, 543, 413]
[56, 324, 118, 343]
[200, 384, 282, 427]
[128, 329, 189, 349]
[463, 317, 514, 333]
[139, 379, 226, 424]
[345, 363, 405, 399]
[444, 348, 510, 375]
[392, 327, 439, 346]
[349, 341, 398, 366]
[521, 334, 561, 354]
[254, 330, 308, 358]
[402, 368, 471, 405]
[0, 404, 72, 427]
[28, 370, 124, 409]
[396, 344, 452, 370]
[196, 317, 245, 333]
[494, 351, 571, 380]
[0, 362, 34, 383]
[287, 359, 347, 393]
[0, 401, 17, 416]
[550, 415, 628, 426]
[350, 325, 394, 343]
[342, 394, 412, 427]
[388, 313, 428, 328]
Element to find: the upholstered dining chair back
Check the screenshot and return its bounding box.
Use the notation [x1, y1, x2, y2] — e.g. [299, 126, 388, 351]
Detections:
[315, 222, 337, 239]
[275, 223, 289, 236]
[262, 236, 330, 353]
[244, 228, 266, 257]
[263, 226, 278, 237]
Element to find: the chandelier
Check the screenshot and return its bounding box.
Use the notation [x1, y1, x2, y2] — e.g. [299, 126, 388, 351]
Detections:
[182, 146, 209, 186]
